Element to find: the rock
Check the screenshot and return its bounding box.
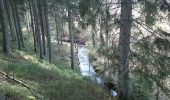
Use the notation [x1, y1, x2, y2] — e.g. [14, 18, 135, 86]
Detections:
[93, 58, 97, 61]
[94, 67, 102, 73]
[104, 81, 117, 91]
[104, 81, 118, 96]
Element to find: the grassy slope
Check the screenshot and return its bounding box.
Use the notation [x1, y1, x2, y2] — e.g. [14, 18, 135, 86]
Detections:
[0, 35, 114, 100]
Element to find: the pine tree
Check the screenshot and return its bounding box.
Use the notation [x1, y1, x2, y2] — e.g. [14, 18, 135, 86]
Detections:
[118, 0, 133, 99]
[0, 0, 10, 54]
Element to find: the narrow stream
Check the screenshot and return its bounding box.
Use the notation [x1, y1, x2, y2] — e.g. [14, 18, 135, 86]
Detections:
[77, 45, 102, 84]
[77, 45, 117, 96]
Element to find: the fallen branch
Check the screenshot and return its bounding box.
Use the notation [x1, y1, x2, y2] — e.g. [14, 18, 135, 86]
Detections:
[0, 70, 30, 90]
[0, 70, 41, 99]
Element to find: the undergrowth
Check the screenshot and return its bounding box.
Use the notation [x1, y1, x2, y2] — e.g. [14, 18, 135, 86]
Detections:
[0, 35, 113, 100]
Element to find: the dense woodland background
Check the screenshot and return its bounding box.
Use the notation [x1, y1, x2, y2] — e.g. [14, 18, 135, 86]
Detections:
[0, 0, 170, 100]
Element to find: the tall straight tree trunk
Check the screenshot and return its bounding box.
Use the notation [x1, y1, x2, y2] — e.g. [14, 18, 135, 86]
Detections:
[91, 26, 96, 47]
[100, 16, 105, 46]
[55, 12, 60, 45]
[60, 11, 64, 45]
[4, 0, 16, 42]
[10, 0, 21, 50]
[43, 0, 52, 63]
[54, 2, 60, 45]
[32, 0, 43, 59]
[68, 9, 74, 69]
[0, 0, 10, 54]
[31, 0, 39, 47]
[13, 1, 24, 48]
[28, 0, 37, 52]
[105, 0, 109, 47]
[38, 0, 46, 56]
[25, 11, 30, 36]
[118, 0, 132, 100]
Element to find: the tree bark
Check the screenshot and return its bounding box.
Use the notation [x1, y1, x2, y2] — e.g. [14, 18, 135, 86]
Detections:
[0, 0, 10, 54]
[118, 0, 132, 100]
[4, 0, 16, 42]
[91, 26, 96, 47]
[13, 1, 24, 48]
[68, 9, 74, 70]
[99, 17, 105, 46]
[32, 0, 43, 59]
[28, 0, 37, 53]
[60, 10, 64, 45]
[43, 0, 52, 63]
[105, 0, 109, 47]
[10, 0, 21, 50]
[55, 12, 60, 45]
[38, 0, 46, 56]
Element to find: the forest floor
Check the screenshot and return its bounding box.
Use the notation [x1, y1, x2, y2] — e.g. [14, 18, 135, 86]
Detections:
[0, 37, 115, 100]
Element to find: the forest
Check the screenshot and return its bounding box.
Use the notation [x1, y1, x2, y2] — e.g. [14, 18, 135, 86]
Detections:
[0, 0, 170, 100]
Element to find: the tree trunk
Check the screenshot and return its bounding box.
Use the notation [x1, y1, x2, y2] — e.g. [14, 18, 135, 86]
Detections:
[14, 2, 24, 48]
[32, 0, 43, 59]
[28, 0, 37, 53]
[25, 13, 30, 36]
[61, 12, 64, 45]
[31, 0, 39, 48]
[38, 0, 46, 56]
[105, 0, 109, 47]
[55, 12, 60, 45]
[43, 0, 52, 63]
[4, 0, 16, 42]
[0, 0, 10, 54]
[10, 0, 21, 50]
[118, 0, 132, 100]
[91, 26, 96, 47]
[68, 9, 74, 70]
[99, 17, 105, 46]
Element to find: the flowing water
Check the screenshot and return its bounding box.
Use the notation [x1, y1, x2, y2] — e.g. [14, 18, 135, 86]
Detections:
[77, 45, 102, 84]
[77, 45, 117, 96]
